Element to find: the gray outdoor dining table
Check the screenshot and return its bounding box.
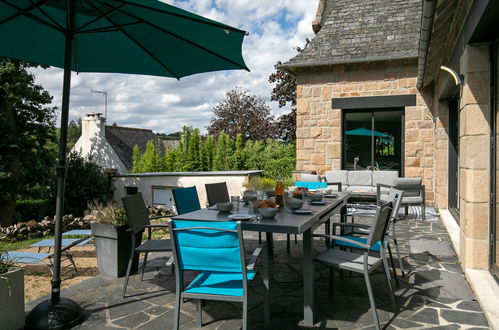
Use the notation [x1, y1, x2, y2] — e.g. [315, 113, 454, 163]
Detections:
[172, 191, 351, 325]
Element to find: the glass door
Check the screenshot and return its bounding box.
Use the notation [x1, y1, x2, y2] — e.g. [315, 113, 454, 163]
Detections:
[448, 99, 460, 220]
[343, 109, 403, 173]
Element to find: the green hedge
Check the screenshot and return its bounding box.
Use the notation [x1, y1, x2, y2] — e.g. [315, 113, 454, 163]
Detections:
[13, 199, 53, 223]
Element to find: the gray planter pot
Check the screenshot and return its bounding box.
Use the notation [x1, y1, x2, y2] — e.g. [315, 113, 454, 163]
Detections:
[0, 268, 24, 330]
[91, 223, 142, 278]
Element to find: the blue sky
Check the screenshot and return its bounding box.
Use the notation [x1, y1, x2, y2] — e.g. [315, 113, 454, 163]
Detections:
[31, 0, 319, 134]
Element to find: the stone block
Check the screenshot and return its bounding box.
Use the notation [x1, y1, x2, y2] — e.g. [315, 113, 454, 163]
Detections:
[303, 139, 314, 149]
[419, 129, 433, 142]
[424, 168, 433, 179]
[315, 142, 326, 153]
[405, 167, 423, 177]
[435, 154, 447, 171]
[461, 71, 490, 105]
[297, 99, 309, 115]
[296, 85, 303, 98]
[435, 171, 448, 187]
[321, 86, 331, 101]
[421, 157, 434, 167]
[405, 107, 423, 121]
[296, 127, 309, 139]
[405, 130, 419, 142]
[460, 135, 489, 169]
[461, 43, 490, 73]
[405, 142, 423, 157]
[297, 150, 310, 161]
[331, 128, 341, 141]
[418, 120, 433, 129]
[312, 87, 321, 98]
[435, 187, 448, 208]
[311, 153, 326, 165]
[461, 104, 490, 136]
[462, 201, 489, 239]
[311, 127, 322, 138]
[460, 169, 489, 203]
[302, 86, 312, 98]
[460, 235, 489, 269]
[326, 143, 341, 158]
[406, 157, 421, 167]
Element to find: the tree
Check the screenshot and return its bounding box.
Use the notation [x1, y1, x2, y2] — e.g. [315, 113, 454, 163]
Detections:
[67, 119, 82, 150]
[130, 145, 142, 173]
[0, 58, 57, 226]
[268, 43, 308, 142]
[207, 87, 277, 140]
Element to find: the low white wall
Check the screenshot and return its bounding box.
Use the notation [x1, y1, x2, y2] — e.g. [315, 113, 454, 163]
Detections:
[112, 171, 263, 209]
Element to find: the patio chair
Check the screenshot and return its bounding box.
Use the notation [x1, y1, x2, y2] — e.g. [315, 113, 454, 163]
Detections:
[168, 220, 270, 330]
[379, 178, 425, 220]
[314, 202, 396, 330]
[205, 182, 230, 206]
[2, 251, 54, 274]
[330, 188, 405, 285]
[172, 186, 201, 215]
[121, 193, 172, 298]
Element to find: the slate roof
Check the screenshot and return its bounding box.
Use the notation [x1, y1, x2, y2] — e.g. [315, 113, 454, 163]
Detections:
[283, 0, 422, 68]
[105, 125, 158, 170]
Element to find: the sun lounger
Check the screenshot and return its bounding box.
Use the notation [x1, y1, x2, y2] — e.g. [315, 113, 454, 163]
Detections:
[2, 251, 54, 274]
[62, 229, 92, 236]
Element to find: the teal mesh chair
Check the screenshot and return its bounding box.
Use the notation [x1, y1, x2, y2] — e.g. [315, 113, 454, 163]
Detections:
[168, 220, 270, 330]
[172, 186, 201, 215]
[314, 202, 396, 330]
[295, 181, 327, 190]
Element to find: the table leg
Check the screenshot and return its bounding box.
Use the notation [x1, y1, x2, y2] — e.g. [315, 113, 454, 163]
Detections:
[266, 232, 274, 257]
[303, 228, 314, 325]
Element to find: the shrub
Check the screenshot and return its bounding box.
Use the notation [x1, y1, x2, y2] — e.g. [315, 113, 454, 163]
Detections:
[13, 199, 53, 223]
[88, 202, 127, 227]
[57, 152, 113, 216]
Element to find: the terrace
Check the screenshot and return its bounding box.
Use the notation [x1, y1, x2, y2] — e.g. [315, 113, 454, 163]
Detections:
[24, 210, 491, 329]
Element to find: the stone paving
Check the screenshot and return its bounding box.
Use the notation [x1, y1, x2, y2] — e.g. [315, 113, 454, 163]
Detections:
[27, 207, 491, 329]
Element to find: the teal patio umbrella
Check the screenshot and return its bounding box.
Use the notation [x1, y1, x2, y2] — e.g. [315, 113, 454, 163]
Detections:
[0, 1, 248, 328]
[345, 127, 389, 137]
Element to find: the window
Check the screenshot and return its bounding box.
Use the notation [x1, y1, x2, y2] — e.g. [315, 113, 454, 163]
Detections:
[343, 109, 403, 173]
[152, 187, 175, 208]
[125, 186, 138, 195]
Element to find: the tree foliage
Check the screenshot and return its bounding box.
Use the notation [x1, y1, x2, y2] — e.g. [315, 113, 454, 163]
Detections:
[130, 127, 296, 180]
[207, 87, 277, 140]
[0, 58, 57, 226]
[61, 152, 113, 216]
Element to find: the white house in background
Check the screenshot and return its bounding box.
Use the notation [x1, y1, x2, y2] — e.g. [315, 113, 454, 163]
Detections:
[72, 113, 161, 174]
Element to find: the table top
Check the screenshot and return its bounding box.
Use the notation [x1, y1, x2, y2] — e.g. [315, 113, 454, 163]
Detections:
[172, 191, 350, 235]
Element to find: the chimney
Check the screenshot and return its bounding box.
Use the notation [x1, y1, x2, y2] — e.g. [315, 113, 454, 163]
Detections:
[81, 113, 105, 138]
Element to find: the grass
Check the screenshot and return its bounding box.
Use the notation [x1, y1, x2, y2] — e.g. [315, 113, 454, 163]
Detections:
[0, 236, 54, 252]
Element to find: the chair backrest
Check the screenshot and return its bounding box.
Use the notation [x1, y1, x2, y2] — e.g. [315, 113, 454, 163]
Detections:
[366, 202, 393, 247]
[386, 188, 404, 220]
[295, 181, 327, 190]
[392, 178, 422, 197]
[300, 173, 320, 182]
[169, 220, 245, 273]
[205, 182, 230, 206]
[172, 186, 201, 215]
[325, 170, 348, 186]
[122, 192, 150, 233]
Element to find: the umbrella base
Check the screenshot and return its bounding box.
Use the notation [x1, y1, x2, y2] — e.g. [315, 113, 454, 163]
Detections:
[25, 297, 84, 330]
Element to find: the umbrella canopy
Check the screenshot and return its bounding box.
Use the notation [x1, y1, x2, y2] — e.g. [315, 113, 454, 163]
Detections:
[0, 1, 248, 329]
[345, 127, 389, 137]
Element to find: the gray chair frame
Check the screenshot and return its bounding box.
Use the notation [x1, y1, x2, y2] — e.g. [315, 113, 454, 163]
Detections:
[168, 221, 270, 330]
[121, 193, 172, 298]
[342, 188, 406, 280]
[314, 202, 396, 330]
[378, 180, 425, 220]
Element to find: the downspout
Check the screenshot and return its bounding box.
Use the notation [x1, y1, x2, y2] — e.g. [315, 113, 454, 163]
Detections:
[417, 0, 437, 89]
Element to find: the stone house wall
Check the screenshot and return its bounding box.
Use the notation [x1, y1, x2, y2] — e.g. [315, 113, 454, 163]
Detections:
[295, 59, 435, 204]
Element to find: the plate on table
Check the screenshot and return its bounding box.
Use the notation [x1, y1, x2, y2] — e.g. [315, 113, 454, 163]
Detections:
[310, 200, 326, 205]
[293, 208, 313, 214]
[228, 214, 254, 221]
[324, 194, 338, 198]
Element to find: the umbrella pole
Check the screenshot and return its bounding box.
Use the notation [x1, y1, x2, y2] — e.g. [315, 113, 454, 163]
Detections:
[25, 1, 84, 328]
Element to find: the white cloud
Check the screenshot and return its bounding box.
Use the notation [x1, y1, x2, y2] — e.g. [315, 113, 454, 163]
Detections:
[30, 0, 319, 134]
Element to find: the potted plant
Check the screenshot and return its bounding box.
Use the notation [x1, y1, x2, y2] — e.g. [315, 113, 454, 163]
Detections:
[89, 203, 142, 278]
[0, 252, 24, 329]
[243, 177, 276, 200]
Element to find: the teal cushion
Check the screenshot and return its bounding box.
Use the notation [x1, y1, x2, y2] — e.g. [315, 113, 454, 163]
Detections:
[185, 270, 256, 296]
[295, 181, 327, 190]
[333, 236, 382, 252]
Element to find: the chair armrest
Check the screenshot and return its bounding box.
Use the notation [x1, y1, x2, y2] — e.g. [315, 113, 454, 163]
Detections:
[166, 256, 175, 267]
[246, 243, 266, 271]
[331, 222, 371, 230]
[327, 182, 342, 192]
[376, 183, 393, 189]
[126, 224, 169, 233]
[376, 183, 392, 205]
[313, 234, 370, 249]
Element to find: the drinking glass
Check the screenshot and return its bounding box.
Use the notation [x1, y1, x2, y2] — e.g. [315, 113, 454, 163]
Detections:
[231, 196, 240, 211]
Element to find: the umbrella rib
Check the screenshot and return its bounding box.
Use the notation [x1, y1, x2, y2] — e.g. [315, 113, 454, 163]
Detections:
[27, 0, 64, 31]
[77, 21, 142, 34]
[75, 3, 128, 33]
[83, 0, 181, 79]
[93, 0, 249, 72]
[112, 0, 247, 35]
[0, 0, 63, 32]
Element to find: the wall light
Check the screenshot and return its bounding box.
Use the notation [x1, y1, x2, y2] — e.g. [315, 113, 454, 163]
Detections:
[440, 65, 464, 85]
